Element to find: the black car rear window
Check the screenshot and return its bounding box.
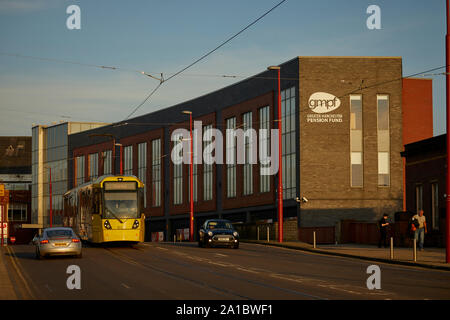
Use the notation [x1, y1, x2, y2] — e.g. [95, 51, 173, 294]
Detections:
[46, 230, 73, 238]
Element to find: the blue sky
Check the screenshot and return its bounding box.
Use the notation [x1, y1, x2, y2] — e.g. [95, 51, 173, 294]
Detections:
[0, 0, 446, 136]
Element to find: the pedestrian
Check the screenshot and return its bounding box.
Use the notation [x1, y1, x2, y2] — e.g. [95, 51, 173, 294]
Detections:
[412, 210, 427, 250]
[378, 213, 390, 248]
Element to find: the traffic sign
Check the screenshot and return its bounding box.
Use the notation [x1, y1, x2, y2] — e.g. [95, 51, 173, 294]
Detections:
[10, 236, 15, 244]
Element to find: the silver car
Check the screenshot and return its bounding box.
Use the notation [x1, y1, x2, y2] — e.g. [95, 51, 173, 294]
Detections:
[35, 227, 82, 259]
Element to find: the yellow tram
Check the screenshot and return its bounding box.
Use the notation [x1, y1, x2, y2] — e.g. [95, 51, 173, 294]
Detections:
[63, 175, 145, 243]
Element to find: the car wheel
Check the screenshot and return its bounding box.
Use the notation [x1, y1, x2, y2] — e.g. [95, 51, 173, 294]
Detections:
[198, 241, 203, 248]
[233, 243, 239, 249]
[76, 252, 82, 259]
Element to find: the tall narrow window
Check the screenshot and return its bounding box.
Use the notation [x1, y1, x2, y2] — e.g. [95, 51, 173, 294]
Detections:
[350, 95, 363, 187]
[259, 106, 270, 193]
[431, 182, 439, 230]
[203, 124, 213, 201]
[123, 145, 133, 175]
[152, 139, 161, 207]
[282, 87, 296, 198]
[226, 117, 236, 198]
[138, 142, 147, 208]
[377, 95, 390, 186]
[415, 184, 423, 213]
[89, 153, 98, 181]
[75, 155, 85, 186]
[103, 150, 112, 175]
[173, 134, 183, 205]
[243, 111, 253, 196]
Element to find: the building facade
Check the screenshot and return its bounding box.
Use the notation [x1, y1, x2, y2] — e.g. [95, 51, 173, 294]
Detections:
[69, 57, 406, 242]
[27, 122, 107, 230]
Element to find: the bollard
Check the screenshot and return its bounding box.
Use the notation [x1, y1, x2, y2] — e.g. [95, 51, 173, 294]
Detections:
[267, 226, 270, 242]
[390, 237, 394, 260]
[313, 231, 316, 249]
[257, 226, 260, 241]
[413, 238, 417, 262]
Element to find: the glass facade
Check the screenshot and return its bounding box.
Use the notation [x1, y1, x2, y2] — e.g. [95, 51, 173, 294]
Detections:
[103, 150, 112, 175]
[124, 145, 133, 176]
[203, 124, 213, 201]
[76, 155, 85, 186]
[259, 106, 271, 193]
[226, 117, 236, 198]
[431, 182, 439, 230]
[89, 153, 98, 181]
[8, 203, 27, 221]
[173, 134, 183, 205]
[350, 95, 363, 187]
[152, 139, 162, 207]
[377, 95, 390, 186]
[243, 112, 253, 196]
[138, 142, 147, 208]
[281, 87, 296, 199]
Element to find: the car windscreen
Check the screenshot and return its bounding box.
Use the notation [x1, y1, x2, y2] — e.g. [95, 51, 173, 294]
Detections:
[46, 230, 73, 238]
[207, 221, 233, 229]
[104, 191, 138, 219]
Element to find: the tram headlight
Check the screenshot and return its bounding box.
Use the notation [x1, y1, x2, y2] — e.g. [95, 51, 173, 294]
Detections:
[132, 220, 139, 229]
[104, 220, 112, 230]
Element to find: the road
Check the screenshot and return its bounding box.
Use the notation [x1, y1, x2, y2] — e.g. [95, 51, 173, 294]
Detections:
[3, 241, 450, 300]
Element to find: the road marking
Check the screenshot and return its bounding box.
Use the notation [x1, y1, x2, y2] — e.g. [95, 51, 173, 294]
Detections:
[215, 253, 228, 257]
[121, 283, 131, 289]
[156, 247, 168, 251]
[6, 246, 36, 299]
[44, 284, 53, 292]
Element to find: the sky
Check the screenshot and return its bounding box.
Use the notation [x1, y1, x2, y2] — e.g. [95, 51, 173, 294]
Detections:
[0, 0, 446, 136]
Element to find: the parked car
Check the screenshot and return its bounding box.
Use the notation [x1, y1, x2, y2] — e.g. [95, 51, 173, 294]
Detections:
[198, 219, 239, 249]
[35, 227, 82, 259]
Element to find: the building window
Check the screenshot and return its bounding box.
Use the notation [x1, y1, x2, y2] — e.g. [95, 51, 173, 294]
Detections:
[377, 95, 390, 186]
[243, 111, 253, 196]
[75, 155, 85, 186]
[415, 184, 423, 213]
[152, 139, 161, 207]
[89, 153, 98, 181]
[282, 87, 296, 199]
[103, 150, 112, 175]
[138, 142, 147, 208]
[259, 105, 271, 193]
[203, 124, 213, 201]
[124, 145, 133, 175]
[8, 203, 27, 221]
[350, 95, 363, 187]
[173, 133, 183, 205]
[226, 117, 236, 198]
[431, 182, 439, 230]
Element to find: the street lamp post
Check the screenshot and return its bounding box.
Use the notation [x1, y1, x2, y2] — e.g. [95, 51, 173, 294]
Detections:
[446, 0, 450, 263]
[268, 66, 283, 243]
[182, 111, 194, 242]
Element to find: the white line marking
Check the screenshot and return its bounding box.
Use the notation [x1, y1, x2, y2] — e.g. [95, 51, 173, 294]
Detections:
[121, 283, 131, 289]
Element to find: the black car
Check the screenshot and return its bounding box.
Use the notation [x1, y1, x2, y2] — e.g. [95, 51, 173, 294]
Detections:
[198, 219, 239, 249]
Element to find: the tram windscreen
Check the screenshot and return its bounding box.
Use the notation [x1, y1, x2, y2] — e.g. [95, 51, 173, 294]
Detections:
[103, 192, 139, 219]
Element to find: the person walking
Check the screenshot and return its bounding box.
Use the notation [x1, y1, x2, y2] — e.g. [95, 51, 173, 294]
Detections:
[412, 210, 427, 251]
[378, 213, 390, 248]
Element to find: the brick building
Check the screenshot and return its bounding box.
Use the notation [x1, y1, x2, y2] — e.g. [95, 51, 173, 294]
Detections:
[66, 56, 420, 243]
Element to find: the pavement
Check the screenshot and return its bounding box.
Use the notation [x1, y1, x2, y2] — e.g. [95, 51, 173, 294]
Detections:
[242, 240, 450, 271]
[0, 246, 17, 299]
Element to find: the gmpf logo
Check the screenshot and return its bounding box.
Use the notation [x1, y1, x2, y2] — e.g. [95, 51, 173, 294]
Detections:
[308, 92, 341, 114]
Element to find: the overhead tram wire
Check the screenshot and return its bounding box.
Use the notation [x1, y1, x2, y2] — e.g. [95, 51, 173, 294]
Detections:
[123, 0, 288, 120]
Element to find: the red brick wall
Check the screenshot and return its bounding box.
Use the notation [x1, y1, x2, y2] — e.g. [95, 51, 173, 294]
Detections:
[402, 78, 433, 145]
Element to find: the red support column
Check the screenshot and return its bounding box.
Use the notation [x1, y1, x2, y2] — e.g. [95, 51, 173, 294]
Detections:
[277, 68, 283, 243]
[49, 167, 52, 228]
[189, 113, 194, 242]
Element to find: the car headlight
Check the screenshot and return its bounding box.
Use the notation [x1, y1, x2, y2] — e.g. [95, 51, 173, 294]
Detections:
[208, 231, 213, 237]
[132, 220, 139, 229]
[233, 231, 239, 237]
[104, 220, 112, 229]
